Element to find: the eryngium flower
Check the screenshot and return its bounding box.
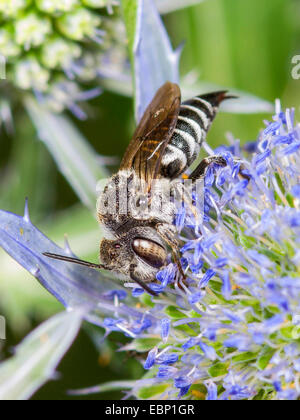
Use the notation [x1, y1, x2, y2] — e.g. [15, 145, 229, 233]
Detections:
[96, 104, 300, 400]
[0, 0, 120, 115]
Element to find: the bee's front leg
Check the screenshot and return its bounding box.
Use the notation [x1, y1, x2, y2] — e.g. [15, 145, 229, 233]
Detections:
[189, 155, 250, 181]
[129, 264, 158, 297]
[156, 224, 186, 279]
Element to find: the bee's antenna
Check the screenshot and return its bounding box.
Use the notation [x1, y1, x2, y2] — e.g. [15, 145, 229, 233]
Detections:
[43, 252, 107, 270]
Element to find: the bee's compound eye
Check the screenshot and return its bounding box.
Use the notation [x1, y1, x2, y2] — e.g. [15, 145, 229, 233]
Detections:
[132, 238, 167, 269]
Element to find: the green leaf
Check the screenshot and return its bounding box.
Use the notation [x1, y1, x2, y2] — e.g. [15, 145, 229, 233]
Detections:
[231, 351, 258, 364]
[189, 383, 207, 399]
[120, 0, 138, 66]
[175, 324, 199, 337]
[132, 338, 162, 352]
[25, 96, 108, 210]
[140, 293, 155, 308]
[138, 383, 169, 399]
[280, 326, 295, 340]
[257, 347, 276, 370]
[286, 193, 294, 208]
[0, 311, 82, 400]
[165, 305, 187, 319]
[208, 362, 228, 377]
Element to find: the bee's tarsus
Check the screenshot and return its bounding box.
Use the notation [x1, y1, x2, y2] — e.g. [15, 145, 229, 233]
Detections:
[189, 155, 250, 182]
[129, 264, 158, 297]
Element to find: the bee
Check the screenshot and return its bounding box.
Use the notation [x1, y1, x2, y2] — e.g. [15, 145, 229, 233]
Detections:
[44, 82, 235, 296]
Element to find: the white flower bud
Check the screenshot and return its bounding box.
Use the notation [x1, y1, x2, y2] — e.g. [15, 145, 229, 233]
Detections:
[82, 0, 107, 7]
[14, 57, 50, 91]
[36, 0, 79, 14]
[15, 13, 52, 48]
[41, 38, 81, 69]
[82, 0, 118, 14]
[56, 8, 101, 41]
[0, 0, 30, 18]
[0, 27, 21, 57]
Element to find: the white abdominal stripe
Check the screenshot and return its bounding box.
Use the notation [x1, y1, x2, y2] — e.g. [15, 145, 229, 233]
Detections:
[177, 115, 203, 145]
[192, 96, 215, 116]
[159, 95, 218, 178]
[180, 104, 210, 131]
[162, 143, 188, 171]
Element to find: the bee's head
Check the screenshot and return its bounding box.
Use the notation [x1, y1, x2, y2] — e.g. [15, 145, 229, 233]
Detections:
[100, 238, 127, 269]
[100, 232, 167, 283]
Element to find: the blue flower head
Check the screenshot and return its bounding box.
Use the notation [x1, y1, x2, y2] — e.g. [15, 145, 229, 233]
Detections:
[98, 104, 300, 400]
[7, 103, 300, 399]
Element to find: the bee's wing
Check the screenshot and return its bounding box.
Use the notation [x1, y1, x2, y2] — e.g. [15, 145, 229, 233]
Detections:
[120, 82, 181, 192]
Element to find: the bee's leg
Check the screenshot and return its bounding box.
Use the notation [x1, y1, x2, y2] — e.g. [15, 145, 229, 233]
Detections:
[156, 224, 186, 279]
[129, 264, 158, 297]
[189, 156, 227, 181]
[189, 155, 250, 181]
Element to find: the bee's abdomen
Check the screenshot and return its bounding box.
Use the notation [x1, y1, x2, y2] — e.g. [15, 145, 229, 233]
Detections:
[160, 91, 230, 179]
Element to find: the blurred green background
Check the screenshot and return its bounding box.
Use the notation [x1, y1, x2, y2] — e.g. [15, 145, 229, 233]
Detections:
[1, 0, 300, 399]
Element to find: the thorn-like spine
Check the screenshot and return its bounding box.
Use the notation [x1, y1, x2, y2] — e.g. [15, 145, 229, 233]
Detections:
[23, 198, 31, 223]
[30, 266, 40, 277]
[174, 42, 185, 64]
[64, 234, 73, 255]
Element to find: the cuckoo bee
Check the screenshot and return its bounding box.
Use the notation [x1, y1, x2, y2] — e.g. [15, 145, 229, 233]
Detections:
[44, 82, 235, 296]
